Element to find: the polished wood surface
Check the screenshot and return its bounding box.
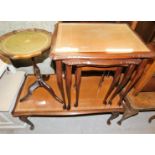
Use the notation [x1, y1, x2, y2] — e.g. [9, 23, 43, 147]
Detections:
[130, 21, 138, 30]
[13, 75, 123, 116]
[127, 89, 155, 110]
[133, 42, 155, 94]
[0, 29, 51, 59]
[142, 76, 155, 91]
[51, 23, 154, 60]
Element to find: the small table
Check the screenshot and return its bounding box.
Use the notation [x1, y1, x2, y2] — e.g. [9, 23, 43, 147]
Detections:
[51, 23, 155, 124]
[0, 29, 63, 106]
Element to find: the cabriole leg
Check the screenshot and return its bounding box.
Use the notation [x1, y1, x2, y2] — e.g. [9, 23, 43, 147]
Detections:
[107, 112, 120, 125]
[74, 67, 82, 107]
[117, 59, 148, 106]
[55, 60, 67, 109]
[149, 115, 155, 123]
[108, 64, 136, 105]
[103, 67, 123, 105]
[19, 116, 34, 130]
[65, 65, 72, 110]
[117, 98, 138, 125]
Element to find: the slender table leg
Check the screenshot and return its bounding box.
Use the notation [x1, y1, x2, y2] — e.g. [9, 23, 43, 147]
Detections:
[19, 116, 34, 130]
[20, 81, 40, 102]
[107, 112, 120, 125]
[149, 115, 155, 123]
[65, 65, 72, 110]
[103, 67, 123, 105]
[108, 64, 136, 105]
[117, 98, 138, 125]
[74, 67, 82, 107]
[20, 58, 63, 105]
[55, 60, 66, 109]
[98, 71, 106, 90]
[118, 59, 148, 106]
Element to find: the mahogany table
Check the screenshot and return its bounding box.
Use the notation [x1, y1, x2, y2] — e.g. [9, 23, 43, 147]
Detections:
[0, 29, 63, 105]
[12, 74, 124, 129]
[51, 23, 155, 124]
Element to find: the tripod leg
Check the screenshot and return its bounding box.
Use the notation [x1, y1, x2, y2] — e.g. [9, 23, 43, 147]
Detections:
[40, 80, 64, 104]
[20, 81, 40, 102]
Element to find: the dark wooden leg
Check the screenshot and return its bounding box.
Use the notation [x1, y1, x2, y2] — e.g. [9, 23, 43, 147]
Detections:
[42, 74, 50, 81]
[108, 64, 136, 105]
[97, 71, 111, 95]
[98, 71, 106, 90]
[55, 60, 66, 109]
[40, 80, 64, 104]
[107, 112, 120, 125]
[118, 59, 148, 106]
[65, 65, 72, 110]
[20, 58, 63, 105]
[74, 67, 82, 107]
[103, 67, 123, 105]
[117, 98, 138, 125]
[20, 81, 40, 102]
[20, 79, 63, 103]
[149, 115, 155, 123]
[19, 116, 34, 130]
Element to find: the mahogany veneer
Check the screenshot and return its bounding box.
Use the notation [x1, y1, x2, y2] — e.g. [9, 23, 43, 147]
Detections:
[13, 75, 123, 117]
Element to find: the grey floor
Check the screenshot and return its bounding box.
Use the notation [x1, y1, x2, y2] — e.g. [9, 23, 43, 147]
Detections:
[0, 112, 155, 134]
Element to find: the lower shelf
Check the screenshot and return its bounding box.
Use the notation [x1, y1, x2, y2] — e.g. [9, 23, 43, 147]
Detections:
[12, 75, 123, 117]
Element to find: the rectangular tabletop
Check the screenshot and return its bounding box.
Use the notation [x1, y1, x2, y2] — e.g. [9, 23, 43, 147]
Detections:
[51, 23, 154, 60]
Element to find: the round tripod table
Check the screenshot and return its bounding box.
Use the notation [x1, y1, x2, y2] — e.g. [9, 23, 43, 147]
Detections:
[0, 28, 64, 106]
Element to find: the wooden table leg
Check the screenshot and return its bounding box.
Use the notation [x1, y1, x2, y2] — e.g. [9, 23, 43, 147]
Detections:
[107, 112, 120, 125]
[149, 115, 155, 123]
[19, 116, 34, 130]
[98, 71, 106, 90]
[65, 65, 72, 110]
[74, 67, 82, 107]
[20, 58, 63, 104]
[103, 67, 123, 105]
[117, 98, 138, 125]
[55, 60, 66, 109]
[108, 64, 136, 105]
[118, 59, 148, 106]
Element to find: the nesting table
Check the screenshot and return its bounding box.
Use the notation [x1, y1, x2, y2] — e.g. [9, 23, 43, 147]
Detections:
[51, 23, 155, 125]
